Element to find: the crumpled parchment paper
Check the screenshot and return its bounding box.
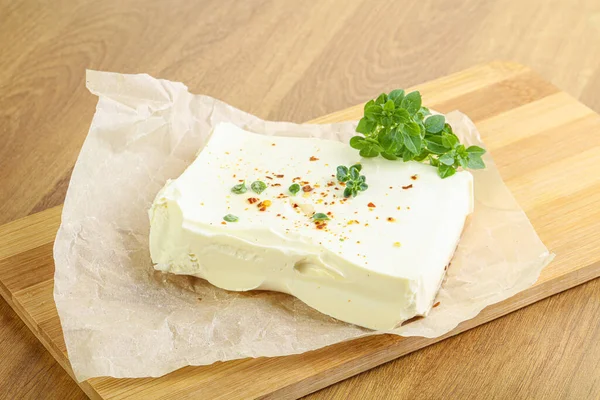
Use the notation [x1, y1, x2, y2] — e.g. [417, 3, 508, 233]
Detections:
[53, 70, 553, 381]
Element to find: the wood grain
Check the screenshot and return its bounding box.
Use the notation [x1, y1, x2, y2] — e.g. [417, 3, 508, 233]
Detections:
[1, 0, 600, 398]
[1, 62, 600, 399]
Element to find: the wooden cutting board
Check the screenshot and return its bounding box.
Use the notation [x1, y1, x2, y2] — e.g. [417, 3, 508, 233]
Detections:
[1, 62, 599, 400]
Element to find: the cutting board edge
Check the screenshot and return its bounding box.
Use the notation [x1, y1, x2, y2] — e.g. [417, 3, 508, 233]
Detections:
[0, 277, 103, 400]
[261, 259, 600, 400]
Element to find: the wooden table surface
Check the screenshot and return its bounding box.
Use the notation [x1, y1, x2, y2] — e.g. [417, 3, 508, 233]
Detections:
[1, 0, 599, 399]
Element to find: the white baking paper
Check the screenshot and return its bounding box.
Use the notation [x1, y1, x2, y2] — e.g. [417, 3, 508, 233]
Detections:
[53, 70, 553, 381]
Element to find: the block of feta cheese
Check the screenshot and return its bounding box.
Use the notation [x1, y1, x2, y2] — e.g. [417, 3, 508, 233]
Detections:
[149, 123, 474, 330]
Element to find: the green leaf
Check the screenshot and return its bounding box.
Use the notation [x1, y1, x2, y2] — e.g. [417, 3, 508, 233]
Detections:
[466, 145, 486, 157]
[231, 182, 247, 194]
[424, 136, 448, 154]
[359, 182, 368, 191]
[364, 105, 382, 121]
[383, 99, 395, 112]
[343, 187, 353, 198]
[388, 89, 405, 105]
[402, 121, 422, 155]
[356, 118, 375, 135]
[251, 181, 267, 194]
[350, 136, 367, 149]
[402, 147, 415, 161]
[363, 99, 375, 112]
[381, 151, 398, 160]
[379, 127, 402, 154]
[442, 133, 459, 149]
[424, 115, 445, 133]
[312, 213, 330, 221]
[467, 155, 486, 169]
[458, 156, 469, 169]
[349, 166, 360, 180]
[402, 121, 421, 137]
[375, 93, 388, 105]
[289, 183, 301, 195]
[223, 214, 239, 222]
[336, 165, 349, 182]
[350, 163, 362, 173]
[393, 108, 410, 124]
[429, 155, 440, 167]
[359, 146, 380, 158]
[401, 91, 422, 115]
[438, 164, 457, 179]
[439, 153, 455, 166]
[420, 106, 432, 116]
[413, 150, 430, 162]
[403, 132, 421, 154]
[442, 123, 454, 134]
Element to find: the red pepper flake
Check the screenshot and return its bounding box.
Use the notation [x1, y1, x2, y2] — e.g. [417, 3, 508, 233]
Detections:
[389, 186, 393, 189]
[259, 206, 267, 212]
[387, 217, 396, 222]
[271, 143, 276, 146]
[301, 181, 310, 185]
[433, 302, 441, 308]
[238, 179, 244, 182]
[302, 185, 313, 192]
[272, 183, 281, 187]
[293, 203, 299, 208]
[276, 213, 281, 217]
[293, 176, 301, 182]
[368, 202, 376, 208]
[411, 174, 418, 180]
[316, 224, 325, 230]
[330, 201, 336, 205]
[265, 176, 273, 180]
[402, 184, 413, 189]
[334, 187, 339, 190]
[221, 221, 227, 225]
[275, 174, 284, 178]
[339, 182, 345, 186]
[248, 197, 259, 204]
[326, 211, 332, 216]
[326, 182, 335, 187]
[233, 174, 236, 178]
[310, 156, 319, 161]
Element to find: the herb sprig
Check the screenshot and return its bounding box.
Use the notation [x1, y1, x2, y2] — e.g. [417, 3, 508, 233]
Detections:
[289, 183, 301, 195]
[336, 164, 368, 198]
[351, 90, 486, 178]
[251, 180, 267, 194]
[312, 213, 330, 221]
[231, 181, 247, 194]
[223, 214, 239, 222]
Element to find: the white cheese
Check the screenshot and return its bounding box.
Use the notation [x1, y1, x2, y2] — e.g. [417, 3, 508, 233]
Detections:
[149, 123, 474, 330]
